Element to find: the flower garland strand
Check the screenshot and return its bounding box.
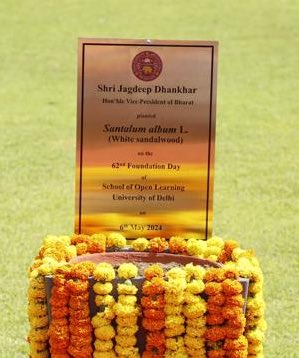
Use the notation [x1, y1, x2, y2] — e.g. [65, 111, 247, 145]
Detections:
[164, 267, 188, 358]
[114, 263, 141, 358]
[183, 263, 207, 358]
[49, 265, 71, 357]
[67, 262, 94, 358]
[141, 264, 166, 358]
[92, 262, 116, 358]
[27, 275, 50, 358]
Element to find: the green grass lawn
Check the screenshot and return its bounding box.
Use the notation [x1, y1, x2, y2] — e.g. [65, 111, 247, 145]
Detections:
[0, 0, 298, 356]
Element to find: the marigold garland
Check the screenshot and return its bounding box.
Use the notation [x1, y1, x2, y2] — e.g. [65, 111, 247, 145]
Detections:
[67, 262, 94, 358]
[92, 262, 116, 357]
[27, 234, 266, 358]
[142, 264, 166, 358]
[183, 263, 206, 358]
[114, 263, 140, 357]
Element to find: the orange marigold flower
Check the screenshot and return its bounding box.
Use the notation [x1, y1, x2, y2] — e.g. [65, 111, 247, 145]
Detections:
[142, 277, 165, 296]
[71, 234, 89, 245]
[207, 349, 226, 358]
[141, 295, 165, 309]
[51, 306, 69, 319]
[205, 327, 226, 342]
[144, 264, 164, 280]
[143, 309, 165, 320]
[206, 313, 225, 326]
[69, 324, 92, 336]
[207, 293, 226, 306]
[169, 236, 187, 254]
[205, 268, 225, 283]
[67, 344, 92, 357]
[67, 279, 89, 294]
[227, 315, 246, 329]
[225, 327, 245, 339]
[149, 237, 168, 253]
[205, 282, 223, 296]
[225, 295, 244, 307]
[146, 331, 166, 347]
[69, 306, 90, 320]
[222, 279, 243, 296]
[223, 336, 248, 351]
[207, 304, 222, 316]
[222, 306, 243, 320]
[219, 240, 239, 263]
[69, 263, 92, 280]
[143, 318, 165, 331]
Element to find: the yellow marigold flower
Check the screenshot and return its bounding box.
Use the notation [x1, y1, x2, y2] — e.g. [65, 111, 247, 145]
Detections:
[116, 316, 138, 327]
[29, 341, 47, 351]
[95, 325, 115, 340]
[246, 328, 264, 345]
[207, 236, 224, 248]
[93, 282, 113, 295]
[93, 351, 116, 358]
[28, 327, 49, 342]
[165, 314, 184, 328]
[185, 346, 206, 357]
[29, 347, 49, 358]
[204, 246, 221, 257]
[117, 263, 138, 279]
[249, 281, 263, 294]
[94, 263, 115, 282]
[185, 263, 205, 281]
[94, 339, 113, 352]
[186, 280, 205, 294]
[107, 233, 126, 248]
[165, 293, 184, 305]
[132, 237, 149, 251]
[207, 255, 218, 261]
[27, 303, 47, 317]
[115, 335, 137, 347]
[29, 315, 49, 328]
[117, 325, 138, 336]
[117, 281, 138, 295]
[165, 279, 186, 294]
[113, 303, 140, 317]
[186, 326, 205, 338]
[117, 294, 137, 306]
[90, 233, 106, 249]
[166, 267, 186, 280]
[115, 345, 139, 357]
[184, 292, 201, 304]
[187, 316, 206, 329]
[185, 335, 205, 349]
[165, 336, 185, 350]
[93, 306, 115, 320]
[144, 264, 164, 280]
[165, 325, 185, 337]
[95, 294, 115, 307]
[28, 287, 46, 300]
[182, 300, 207, 319]
[164, 304, 182, 316]
[165, 350, 188, 358]
[91, 316, 111, 328]
[186, 238, 206, 257]
[65, 245, 77, 261]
